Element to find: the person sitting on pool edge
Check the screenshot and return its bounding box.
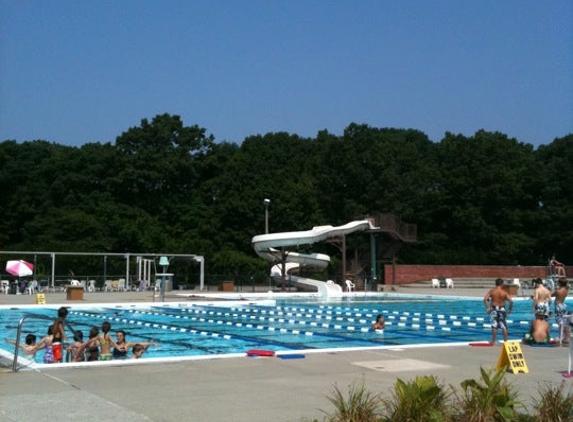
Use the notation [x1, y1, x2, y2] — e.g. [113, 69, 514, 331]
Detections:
[523, 312, 552, 345]
[371, 314, 385, 331]
[113, 330, 157, 359]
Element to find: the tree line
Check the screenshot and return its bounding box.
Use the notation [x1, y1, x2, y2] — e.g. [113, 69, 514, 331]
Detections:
[1, 114, 571, 283]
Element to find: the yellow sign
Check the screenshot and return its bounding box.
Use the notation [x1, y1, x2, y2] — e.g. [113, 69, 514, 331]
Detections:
[496, 341, 528, 374]
[35, 293, 46, 305]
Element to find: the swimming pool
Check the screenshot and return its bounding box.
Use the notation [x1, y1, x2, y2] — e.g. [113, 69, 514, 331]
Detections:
[1, 293, 570, 368]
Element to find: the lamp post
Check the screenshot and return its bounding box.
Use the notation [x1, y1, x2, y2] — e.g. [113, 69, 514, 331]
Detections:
[263, 198, 271, 234]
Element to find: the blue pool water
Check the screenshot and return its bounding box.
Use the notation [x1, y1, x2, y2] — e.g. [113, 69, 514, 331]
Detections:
[1, 294, 570, 365]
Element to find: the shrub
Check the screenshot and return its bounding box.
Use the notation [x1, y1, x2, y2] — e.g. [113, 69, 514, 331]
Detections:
[448, 366, 521, 421]
[380, 375, 451, 422]
[531, 381, 573, 422]
[320, 379, 381, 422]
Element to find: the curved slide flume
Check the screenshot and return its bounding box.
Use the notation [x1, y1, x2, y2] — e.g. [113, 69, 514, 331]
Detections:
[252, 220, 377, 298]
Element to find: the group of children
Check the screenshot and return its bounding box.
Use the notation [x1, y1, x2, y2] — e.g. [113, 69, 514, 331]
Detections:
[5, 306, 158, 363]
[523, 277, 571, 346]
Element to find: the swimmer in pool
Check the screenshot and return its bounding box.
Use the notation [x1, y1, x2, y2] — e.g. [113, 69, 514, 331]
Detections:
[113, 330, 157, 359]
[371, 314, 385, 330]
[131, 342, 157, 359]
[5, 334, 41, 358]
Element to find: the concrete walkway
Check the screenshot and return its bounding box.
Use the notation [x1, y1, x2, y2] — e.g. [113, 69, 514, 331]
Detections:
[0, 287, 571, 421]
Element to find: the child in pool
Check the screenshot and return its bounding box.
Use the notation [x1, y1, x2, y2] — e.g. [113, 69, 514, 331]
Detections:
[5, 334, 41, 358]
[37, 327, 55, 364]
[131, 342, 157, 359]
[67, 330, 86, 362]
[98, 321, 120, 361]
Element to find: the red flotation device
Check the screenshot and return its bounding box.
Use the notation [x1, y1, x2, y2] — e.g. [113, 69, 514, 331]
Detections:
[246, 349, 275, 357]
[469, 342, 494, 347]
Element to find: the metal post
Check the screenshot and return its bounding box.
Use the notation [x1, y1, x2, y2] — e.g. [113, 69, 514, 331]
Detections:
[125, 254, 130, 290]
[103, 255, 107, 290]
[51, 253, 55, 290]
[263, 198, 270, 234]
[160, 272, 166, 302]
[193, 256, 205, 291]
[370, 233, 377, 290]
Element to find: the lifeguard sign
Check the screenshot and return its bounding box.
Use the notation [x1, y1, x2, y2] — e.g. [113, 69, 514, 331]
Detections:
[496, 341, 528, 374]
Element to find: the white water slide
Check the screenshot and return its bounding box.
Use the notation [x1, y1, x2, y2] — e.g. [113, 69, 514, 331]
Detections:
[252, 220, 377, 298]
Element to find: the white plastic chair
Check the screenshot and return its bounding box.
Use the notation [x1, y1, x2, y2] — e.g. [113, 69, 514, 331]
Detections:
[431, 279, 440, 288]
[512, 278, 521, 295]
[1, 280, 10, 294]
[26, 280, 38, 295]
[154, 279, 162, 292]
[446, 278, 454, 289]
[70, 279, 81, 286]
[345, 279, 355, 292]
[104, 280, 113, 292]
[117, 278, 126, 292]
[87, 280, 96, 293]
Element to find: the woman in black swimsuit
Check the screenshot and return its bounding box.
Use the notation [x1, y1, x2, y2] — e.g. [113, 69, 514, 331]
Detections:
[113, 330, 157, 359]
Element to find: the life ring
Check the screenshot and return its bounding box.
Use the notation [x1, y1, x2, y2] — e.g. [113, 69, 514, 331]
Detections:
[246, 349, 275, 357]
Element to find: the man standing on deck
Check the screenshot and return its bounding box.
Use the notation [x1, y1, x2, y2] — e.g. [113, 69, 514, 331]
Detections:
[484, 278, 514, 344]
[532, 278, 552, 318]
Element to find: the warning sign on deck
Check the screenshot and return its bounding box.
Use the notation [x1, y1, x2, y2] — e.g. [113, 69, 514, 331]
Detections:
[496, 341, 528, 374]
[35, 293, 46, 305]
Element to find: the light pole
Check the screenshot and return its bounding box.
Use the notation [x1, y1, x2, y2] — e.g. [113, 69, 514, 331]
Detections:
[263, 198, 271, 234]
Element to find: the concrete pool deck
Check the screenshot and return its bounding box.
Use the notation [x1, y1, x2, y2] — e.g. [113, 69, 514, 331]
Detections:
[1, 286, 571, 421]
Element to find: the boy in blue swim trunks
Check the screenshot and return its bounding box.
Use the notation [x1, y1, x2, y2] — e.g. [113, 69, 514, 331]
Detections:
[484, 278, 514, 344]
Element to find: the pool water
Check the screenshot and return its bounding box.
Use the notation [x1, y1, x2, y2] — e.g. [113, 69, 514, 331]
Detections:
[1, 294, 570, 366]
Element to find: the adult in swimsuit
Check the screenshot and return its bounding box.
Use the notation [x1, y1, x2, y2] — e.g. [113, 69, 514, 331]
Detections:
[370, 314, 385, 331]
[484, 278, 514, 344]
[113, 330, 157, 359]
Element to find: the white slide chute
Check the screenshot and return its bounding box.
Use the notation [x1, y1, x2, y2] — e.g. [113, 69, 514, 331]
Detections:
[252, 220, 376, 298]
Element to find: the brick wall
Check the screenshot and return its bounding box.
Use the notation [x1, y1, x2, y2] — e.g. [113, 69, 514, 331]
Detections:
[381, 265, 572, 285]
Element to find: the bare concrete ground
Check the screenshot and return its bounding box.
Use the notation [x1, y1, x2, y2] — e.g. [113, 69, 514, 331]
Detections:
[1, 287, 571, 422]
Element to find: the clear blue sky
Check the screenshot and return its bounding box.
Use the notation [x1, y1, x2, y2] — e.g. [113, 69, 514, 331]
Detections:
[1, 1, 571, 147]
